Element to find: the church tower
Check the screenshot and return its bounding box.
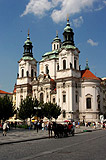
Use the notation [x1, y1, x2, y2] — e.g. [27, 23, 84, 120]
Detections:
[16, 31, 37, 109]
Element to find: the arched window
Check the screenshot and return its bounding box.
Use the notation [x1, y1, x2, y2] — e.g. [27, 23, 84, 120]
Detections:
[86, 98, 91, 109]
[40, 93, 43, 102]
[46, 65, 49, 74]
[35, 72, 36, 77]
[54, 44, 55, 50]
[63, 95, 66, 103]
[74, 58, 77, 70]
[57, 64, 59, 71]
[26, 71, 29, 77]
[63, 60, 66, 70]
[68, 35, 70, 40]
[22, 69, 24, 77]
[63, 110, 66, 118]
[53, 98, 55, 103]
[70, 62, 72, 69]
[57, 44, 58, 49]
[31, 69, 34, 77]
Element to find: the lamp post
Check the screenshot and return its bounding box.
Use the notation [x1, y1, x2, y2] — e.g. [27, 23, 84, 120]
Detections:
[34, 106, 41, 132]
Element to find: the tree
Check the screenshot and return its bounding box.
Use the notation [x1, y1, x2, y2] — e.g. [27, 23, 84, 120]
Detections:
[19, 96, 34, 120]
[42, 102, 61, 120]
[0, 95, 14, 121]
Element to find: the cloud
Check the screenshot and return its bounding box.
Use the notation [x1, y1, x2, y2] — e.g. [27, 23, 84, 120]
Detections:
[21, 0, 52, 17]
[94, 0, 106, 11]
[103, 0, 106, 5]
[21, 0, 105, 23]
[87, 39, 98, 46]
[72, 16, 84, 28]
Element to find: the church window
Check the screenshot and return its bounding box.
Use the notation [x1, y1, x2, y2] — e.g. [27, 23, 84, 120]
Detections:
[54, 44, 55, 50]
[63, 60, 66, 70]
[35, 72, 36, 77]
[65, 35, 67, 41]
[74, 58, 77, 70]
[57, 44, 58, 49]
[68, 35, 70, 40]
[97, 95, 100, 110]
[21, 88, 23, 93]
[53, 98, 55, 103]
[63, 83, 65, 88]
[22, 69, 24, 77]
[46, 65, 49, 74]
[31, 69, 34, 77]
[57, 64, 59, 71]
[60, 44, 61, 48]
[20, 95, 23, 103]
[63, 95, 66, 103]
[26, 71, 29, 77]
[63, 110, 66, 118]
[70, 63, 72, 69]
[40, 93, 43, 102]
[75, 83, 77, 88]
[86, 98, 91, 109]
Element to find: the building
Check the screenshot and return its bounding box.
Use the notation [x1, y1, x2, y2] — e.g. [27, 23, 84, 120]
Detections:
[0, 89, 12, 100]
[16, 18, 105, 123]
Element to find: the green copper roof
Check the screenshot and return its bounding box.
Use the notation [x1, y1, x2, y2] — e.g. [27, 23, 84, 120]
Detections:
[22, 56, 34, 61]
[24, 37, 32, 45]
[40, 50, 59, 62]
[61, 45, 76, 50]
[53, 33, 61, 42]
[43, 49, 59, 57]
[64, 20, 72, 32]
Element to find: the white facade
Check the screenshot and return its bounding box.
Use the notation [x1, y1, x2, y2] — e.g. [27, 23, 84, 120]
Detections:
[16, 20, 105, 123]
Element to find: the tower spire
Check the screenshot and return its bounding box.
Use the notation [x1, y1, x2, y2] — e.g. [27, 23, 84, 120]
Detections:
[67, 14, 69, 22]
[85, 59, 90, 70]
[56, 30, 58, 37]
[28, 29, 30, 37]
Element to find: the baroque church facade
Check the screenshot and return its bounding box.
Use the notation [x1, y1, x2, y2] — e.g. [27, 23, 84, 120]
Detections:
[16, 19, 105, 123]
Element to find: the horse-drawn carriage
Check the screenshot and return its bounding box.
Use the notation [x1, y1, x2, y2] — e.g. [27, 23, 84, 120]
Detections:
[52, 122, 75, 138]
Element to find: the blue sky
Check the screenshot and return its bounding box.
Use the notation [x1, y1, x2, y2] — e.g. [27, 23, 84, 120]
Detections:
[0, 0, 106, 92]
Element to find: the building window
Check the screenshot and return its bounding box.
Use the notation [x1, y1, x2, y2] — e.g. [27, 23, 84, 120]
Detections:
[31, 69, 34, 77]
[74, 58, 77, 70]
[63, 95, 66, 103]
[26, 71, 29, 77]
[46, 65, 49, 74]
[57, 64, 59, 71]
[63, 60, 66, 70]
[63, 83, 65, 88]
[86, 98, 91, 109]
[63, 110, 66, 118]
[53, 98, 55, 103]
[70, 63, 72, 69]
[35, 72, 36, 77]
[57, 44, 58, 49]
[54, 44, 55, 50]
[22, 69, 24, 77]
[75, 83, 77, 88]
[68, 35, 70, 40]
[40, 93, 43, 102]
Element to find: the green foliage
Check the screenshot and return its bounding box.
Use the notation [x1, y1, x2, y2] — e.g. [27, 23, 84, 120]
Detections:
[19, 96, 34, 120]
[42, 102, 61, 120]
[0, 95, 14, 121]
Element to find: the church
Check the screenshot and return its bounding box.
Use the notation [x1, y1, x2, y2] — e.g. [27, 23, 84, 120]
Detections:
[16, 18, 105, 123]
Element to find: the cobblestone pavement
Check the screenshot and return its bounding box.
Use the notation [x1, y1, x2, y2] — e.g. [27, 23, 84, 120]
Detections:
[0, 126, 101, 145]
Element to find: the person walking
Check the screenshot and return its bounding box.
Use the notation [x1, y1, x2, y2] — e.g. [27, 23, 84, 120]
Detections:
[3, 121, 9, 136]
